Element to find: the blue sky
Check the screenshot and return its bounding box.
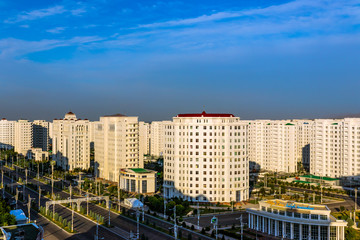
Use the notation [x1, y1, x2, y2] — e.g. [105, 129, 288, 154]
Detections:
[0, 0, 360, 121]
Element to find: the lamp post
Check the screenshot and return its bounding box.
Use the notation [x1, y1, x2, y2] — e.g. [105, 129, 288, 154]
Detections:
[51, 161, 56, 199]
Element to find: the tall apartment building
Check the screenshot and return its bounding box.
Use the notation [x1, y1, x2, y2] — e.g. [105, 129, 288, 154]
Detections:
[52, 112, 90, 171]
[0, 118, 15, 150]
[163, 111, 249, 203]
[150, 121, 166, 157]
[310, 118, 360, 180]
[32, 120, 50, 151]
[139, 121, 150, 156]
[247, 120, 298, 173]
[94, 114, 143, 182]
[247, 120, 314, 173]
[14, 120, 33, 155]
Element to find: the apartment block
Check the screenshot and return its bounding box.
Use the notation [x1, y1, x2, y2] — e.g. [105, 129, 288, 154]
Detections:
[94, 114, 143, 182]
[310, 118, 360, 180]
[163, 111, 249, 203]
[150, 121, 167, 157]
[14, 120, 33, 155]
[32, 120, 50, 151]
[0, 118, 15, 150]
[52, 112, 90, 171]
[139, 121, 150, 156]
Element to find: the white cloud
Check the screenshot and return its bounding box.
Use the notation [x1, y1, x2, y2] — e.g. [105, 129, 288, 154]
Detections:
[5, 6, 66, 23]
[46, 27, 66, 34]
[0, 36, 104, 58]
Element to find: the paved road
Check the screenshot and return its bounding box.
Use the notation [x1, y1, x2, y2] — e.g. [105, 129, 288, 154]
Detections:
[2, 167, 126, 240]
[3, 166, 178, 240]
[184, 212, 247, 228]
[272, 184, 358, 211]
[5, 165, 215, 240]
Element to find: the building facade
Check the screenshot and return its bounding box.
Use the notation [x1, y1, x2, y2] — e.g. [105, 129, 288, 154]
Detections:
[120, 168, 157, 194]
[52, 112, 90, 170]
[14, 120, 33, 155]
[139, 121, 150, 156]
[94, 114, 143, 182]
[0, 118, 15, 150]
[32, 120, 50, 151]
[150, 121, 167, 157]
[247, 199, 347, 240]
[247, 120, 313, 173]
[163, 112, 249, 203]
[310, 118, 360, 180]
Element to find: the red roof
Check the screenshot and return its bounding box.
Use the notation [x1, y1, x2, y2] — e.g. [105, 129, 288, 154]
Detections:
[103, 113, 127, 117]
[66, 112, 75, 115]
[177, 111, 235, 118]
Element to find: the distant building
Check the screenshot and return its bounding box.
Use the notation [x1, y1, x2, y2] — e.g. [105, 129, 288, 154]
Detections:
[139, 121, 150, 156]
[0, 118, 15, 150]
[163, 111, 249, 203]
[14, 120, 33, 155]
[310, 118, 360, 180]
[32, 120, 50, 151]
[247, 119, 313, 173]
[27, 148, 49, 162]
[247, 199, 347, 239]
[150, 121, 168, 157]
[52, 112, 90, 170]
[94, 114, 143, 182]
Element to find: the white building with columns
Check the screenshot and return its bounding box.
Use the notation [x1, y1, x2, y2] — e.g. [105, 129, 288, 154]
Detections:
[163, 111, 249, 203]
[247, 199, 346, 240]
[52, 112, 90, 171]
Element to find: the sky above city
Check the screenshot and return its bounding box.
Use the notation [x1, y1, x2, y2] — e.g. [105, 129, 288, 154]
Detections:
[0, 0, 360, 122]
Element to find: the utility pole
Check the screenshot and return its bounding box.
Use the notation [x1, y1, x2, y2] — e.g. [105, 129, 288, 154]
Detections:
[108, 199, 111, 226]
[164, 199, 167, 219]
[51, 161, 55, 199]
[28, 194, 32, 223]
[136, 209, 140, 240]
[38, 186, 41, 208]
[25, 168, 28, 185]
[70, 185, 74, 233]
[173, 205, 177, 240]
[15, 188, 19, 209]
[1, 169, 3, 198]
[87, 191, 89, 216]
[79, 173, 82, 196]
[355, 188, 358, 211]
[37, 163, 39, 180]
[118, 171, 121, 213]
[197, 201, 200, 230]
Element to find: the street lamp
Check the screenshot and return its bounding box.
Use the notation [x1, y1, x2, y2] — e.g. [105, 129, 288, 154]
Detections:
[50, 160, 56, 199]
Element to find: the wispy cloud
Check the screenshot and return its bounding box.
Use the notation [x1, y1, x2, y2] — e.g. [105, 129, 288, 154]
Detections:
[46, 27, 66, 34]
[0, 36, 104, 58]
[4, 4, 88, 24]
[5, 6, 66, 23]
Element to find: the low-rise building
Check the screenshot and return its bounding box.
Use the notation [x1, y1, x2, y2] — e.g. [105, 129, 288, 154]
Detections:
[246, 199, 347, 240]
[120, 168, 157, 194]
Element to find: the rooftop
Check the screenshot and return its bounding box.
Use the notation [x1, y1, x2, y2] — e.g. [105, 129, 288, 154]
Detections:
[300, 174, 339, 181]
[103, 113, 127, 117]
[177, 111, 235, 118]
[0, 223, 43, 240]
[263, 199, 328, 211]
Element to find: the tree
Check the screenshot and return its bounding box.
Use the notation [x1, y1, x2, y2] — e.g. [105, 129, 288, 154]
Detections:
[340, 206, 345, 212]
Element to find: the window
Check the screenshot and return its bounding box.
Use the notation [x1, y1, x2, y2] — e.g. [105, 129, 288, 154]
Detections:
[302, 213, 309, 219]
[286, 211, 293, 217]
[320, 215, 327, 220]
[311, 214, 318, 220]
